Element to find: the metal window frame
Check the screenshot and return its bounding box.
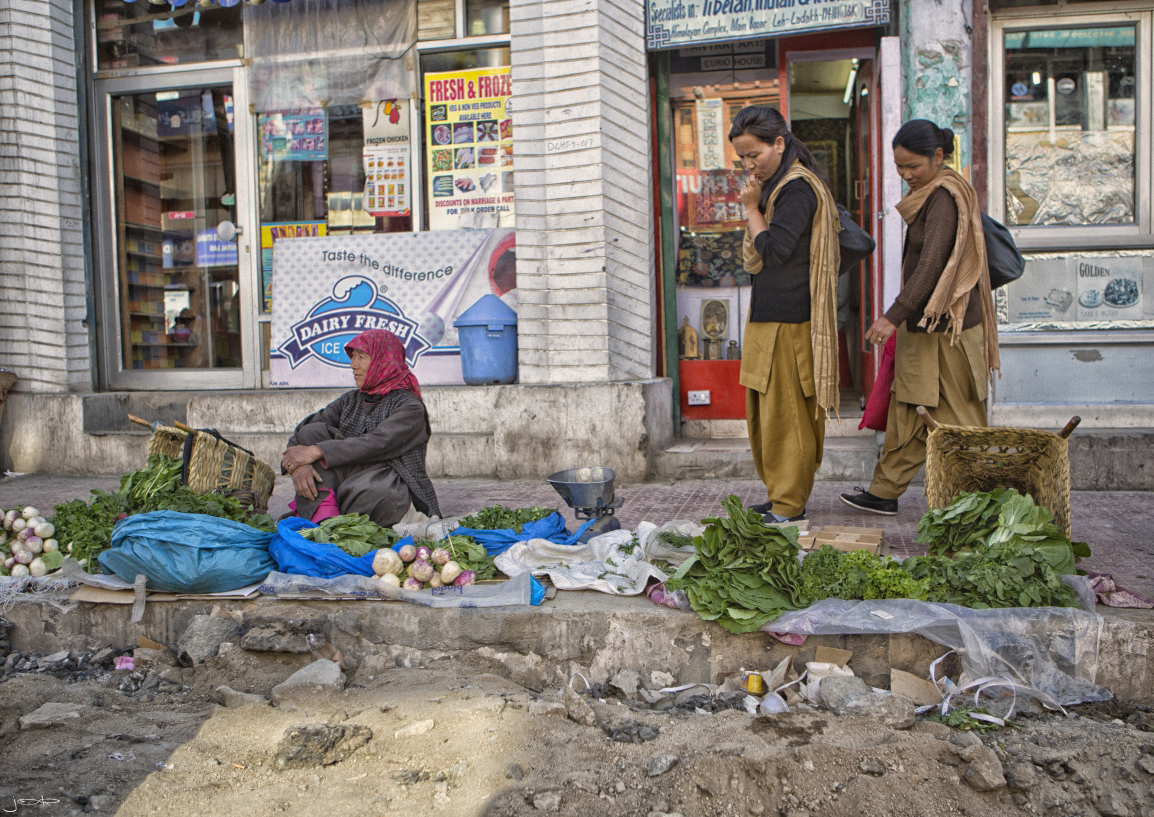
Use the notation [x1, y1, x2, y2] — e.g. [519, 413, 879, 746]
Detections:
[90, 66, 261, 390]
[989, 9, 1153, 251]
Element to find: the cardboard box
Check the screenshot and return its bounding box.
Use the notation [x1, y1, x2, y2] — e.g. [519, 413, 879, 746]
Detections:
[799, 526, 886, 555]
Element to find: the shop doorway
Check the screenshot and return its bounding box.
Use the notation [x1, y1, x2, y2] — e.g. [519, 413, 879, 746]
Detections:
[92, 67, 260, 390]
[668, 34, 894, 427]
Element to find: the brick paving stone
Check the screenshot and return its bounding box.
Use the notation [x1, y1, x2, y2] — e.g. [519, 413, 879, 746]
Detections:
[2, 472, 1151, 600]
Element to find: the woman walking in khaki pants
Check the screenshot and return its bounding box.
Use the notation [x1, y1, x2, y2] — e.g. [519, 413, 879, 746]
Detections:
[841, 120, 1000, 516]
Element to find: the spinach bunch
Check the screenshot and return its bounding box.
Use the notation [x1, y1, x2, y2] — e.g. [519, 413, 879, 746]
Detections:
[300, 513, 399, 557]
[458, 504, 556, 533]
[916, 488, 1016, 555]
[665, 495, 806, 633]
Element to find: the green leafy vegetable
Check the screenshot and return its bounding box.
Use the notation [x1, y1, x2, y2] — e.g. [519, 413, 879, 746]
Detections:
[916, 488, 1015, 556]
[457, 505, 556, 533]
[300, 513, 399, 557]
[438, 534, 497, 580]
[665, 495, 806, 633]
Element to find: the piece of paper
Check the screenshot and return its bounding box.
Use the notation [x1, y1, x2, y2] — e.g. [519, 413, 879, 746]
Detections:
[814, 646, 853, 668]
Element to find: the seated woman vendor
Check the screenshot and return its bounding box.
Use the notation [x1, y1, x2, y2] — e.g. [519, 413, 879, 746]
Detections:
[280, 329, 441, 527]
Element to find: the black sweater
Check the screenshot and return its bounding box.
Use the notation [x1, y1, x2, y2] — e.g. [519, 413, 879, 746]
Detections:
[749, 179, 817, 324]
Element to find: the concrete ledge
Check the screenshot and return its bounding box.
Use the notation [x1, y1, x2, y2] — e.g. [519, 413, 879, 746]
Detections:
[6, 593, 1152, 700]
[2, 380, 673, 481]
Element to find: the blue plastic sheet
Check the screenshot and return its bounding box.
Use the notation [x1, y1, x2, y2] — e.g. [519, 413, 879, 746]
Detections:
[451, 511, 594, 556]
[99, 511, 276, 594]
[268, 517, 377, 579]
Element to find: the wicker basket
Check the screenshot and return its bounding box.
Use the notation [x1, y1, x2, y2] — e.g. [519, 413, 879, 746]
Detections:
[923, 414, 1076, 537]
[146, 423, 276, 512]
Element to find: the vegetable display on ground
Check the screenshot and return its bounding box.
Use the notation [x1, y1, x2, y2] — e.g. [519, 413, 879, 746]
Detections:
[299, 513, 399, 557]
[457, 505, 556, 533]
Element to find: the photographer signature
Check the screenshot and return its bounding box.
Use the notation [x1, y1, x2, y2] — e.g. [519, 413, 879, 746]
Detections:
[3, 797, 61, 812]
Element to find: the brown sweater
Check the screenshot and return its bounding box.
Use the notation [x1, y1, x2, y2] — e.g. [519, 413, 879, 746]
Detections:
[885, 187, 982, 333]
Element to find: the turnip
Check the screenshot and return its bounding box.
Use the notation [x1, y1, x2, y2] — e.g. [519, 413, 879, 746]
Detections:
[401, 577, 423, 592]
[42, 539, 58, 553]
[26, 517, 45, 531]
[3, 557, 14, 570]
[25, 536, 42, 555]
[415, 545, 432, 562]
[377, 573, 401, 588]
[428, 572, 443, 588]
[430, 547, 450, 566]
[372, 548, 403, 577]
[77, 558, 88, 568]
[9, 564, 29, 578]
[10, 518, 26, 533]
[13, 549, 33, 566]
[28, 558, 47, 578]
[16, 527, 31, 543]
[452, 570, 476, 587]
[2, 510, 17, 530]
[409, 558, 435, 583]
[440, 561, 462, 584]
[0, 530, 7, 546]
[397, 544, 417, 563]
[21, 507, 39, 520]
[34, 522, 54, 539]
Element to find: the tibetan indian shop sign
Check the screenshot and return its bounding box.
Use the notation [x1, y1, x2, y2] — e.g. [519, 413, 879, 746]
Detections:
[424, 68, 515, 231]
[269, 229, 517, 387]
[646, 0, 890, 50]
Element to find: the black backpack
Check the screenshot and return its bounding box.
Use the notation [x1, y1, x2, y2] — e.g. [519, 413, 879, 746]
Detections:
[837, 204, 876, 275]
[981, 212, 1025, 289]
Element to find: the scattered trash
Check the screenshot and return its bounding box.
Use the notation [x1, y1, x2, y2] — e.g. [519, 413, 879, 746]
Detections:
[108, 752, 135, 762]
[114, 655, 133, 671]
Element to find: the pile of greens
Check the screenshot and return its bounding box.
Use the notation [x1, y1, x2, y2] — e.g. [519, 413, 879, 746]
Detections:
[457, 504, 556, 533]
[299, 513, 400, 557]
[665, 495, 808, 633]
[50, 455, 276, 573]
[800, 547, 929, 603]
[435, 533, 498, 581]
[916, 488, 1016, 555]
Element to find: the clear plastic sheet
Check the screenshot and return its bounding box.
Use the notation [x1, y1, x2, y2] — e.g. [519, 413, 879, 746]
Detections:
[495, 531, 666, 596]
[258, 569, 538, 608]
[244, 0, 416, 112]
[764, 575, 1110, 706]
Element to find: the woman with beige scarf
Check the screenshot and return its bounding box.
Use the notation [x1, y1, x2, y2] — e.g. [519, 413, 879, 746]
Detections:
[730, 106, 841, 523]
[841, 120, 999, 516]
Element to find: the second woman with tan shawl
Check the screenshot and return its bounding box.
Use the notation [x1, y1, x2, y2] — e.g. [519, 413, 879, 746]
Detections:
[730, 106, 841, 523]
[841, 119, 1000, 517]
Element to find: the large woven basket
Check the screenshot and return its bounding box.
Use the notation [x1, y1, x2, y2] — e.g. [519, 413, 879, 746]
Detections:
[923, 418, 1074, 537]
[146, 424, 276, 512]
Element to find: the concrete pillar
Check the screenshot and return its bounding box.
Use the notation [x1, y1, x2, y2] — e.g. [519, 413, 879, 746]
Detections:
[509, 0, 657, 384]
[0, 0, 89, 393]
[900, 0, 974, 172]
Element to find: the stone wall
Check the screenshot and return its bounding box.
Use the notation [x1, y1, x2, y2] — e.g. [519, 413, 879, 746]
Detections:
[0, 0, 89, 394]
[510, 0, 657, 384]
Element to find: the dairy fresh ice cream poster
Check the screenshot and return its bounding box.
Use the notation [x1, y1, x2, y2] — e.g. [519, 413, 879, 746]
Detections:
[269, 229, 517, 387]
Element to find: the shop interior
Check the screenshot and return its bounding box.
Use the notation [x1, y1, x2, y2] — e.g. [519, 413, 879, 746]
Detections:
[669, 45, 874, 421]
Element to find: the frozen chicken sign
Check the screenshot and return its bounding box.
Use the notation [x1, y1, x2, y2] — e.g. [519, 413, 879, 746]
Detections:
[270, 229, 516, 387]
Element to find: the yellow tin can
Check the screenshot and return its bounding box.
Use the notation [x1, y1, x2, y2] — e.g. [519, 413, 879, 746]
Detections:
[741, 671, 767, 695]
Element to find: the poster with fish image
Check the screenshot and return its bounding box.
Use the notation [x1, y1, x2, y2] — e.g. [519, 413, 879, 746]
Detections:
[425, 67, 515, 231]
[269, 228, 516, 387]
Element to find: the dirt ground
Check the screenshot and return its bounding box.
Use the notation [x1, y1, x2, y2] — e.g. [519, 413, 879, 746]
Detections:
[0, 643, 1152, 817]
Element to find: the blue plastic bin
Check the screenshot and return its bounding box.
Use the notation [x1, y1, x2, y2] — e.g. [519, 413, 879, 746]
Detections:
[453, 294, 518, 385]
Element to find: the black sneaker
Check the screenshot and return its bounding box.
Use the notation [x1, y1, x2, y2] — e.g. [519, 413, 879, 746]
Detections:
[839, 488, 898, 516]
[749, 501, 774, 515]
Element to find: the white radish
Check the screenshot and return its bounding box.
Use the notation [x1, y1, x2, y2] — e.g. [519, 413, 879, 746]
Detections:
[28, 557, 47, 578]
[26, 517, 44, 530]
[21, 507, 39, 520]
[34, 522, 54, 538]
[376, 573, 401, 588]
[10, 518, 26, 533]
[371, 548, 404, 577]
[440, 561, 463, 584]
[10, 564, 29, 578]
[42, 539, 58, 553]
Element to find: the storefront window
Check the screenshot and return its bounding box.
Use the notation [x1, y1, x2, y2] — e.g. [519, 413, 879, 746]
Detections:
[95, 0, 243, 70]
[1003, 26, 1137, 227]
[466, 0, 510, 35]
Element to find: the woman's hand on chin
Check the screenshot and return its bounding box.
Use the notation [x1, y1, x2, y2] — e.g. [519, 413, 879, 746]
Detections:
[282, 443, 323, 474]
[291, 465, 323, 500]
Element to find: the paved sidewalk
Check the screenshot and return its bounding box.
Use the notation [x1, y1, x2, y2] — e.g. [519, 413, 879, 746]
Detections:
[2, 473, 1151, 599]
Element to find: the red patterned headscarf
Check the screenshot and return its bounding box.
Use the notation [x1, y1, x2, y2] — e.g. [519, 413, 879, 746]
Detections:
[345, 330, 421, 398]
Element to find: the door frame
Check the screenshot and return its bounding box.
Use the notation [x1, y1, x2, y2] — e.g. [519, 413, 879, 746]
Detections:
[91, 64, 260, 391]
